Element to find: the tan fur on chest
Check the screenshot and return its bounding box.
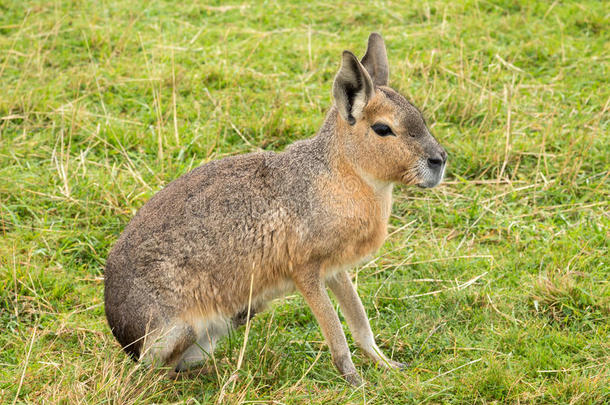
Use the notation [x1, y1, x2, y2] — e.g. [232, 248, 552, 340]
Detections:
[316, 165, 393, 273]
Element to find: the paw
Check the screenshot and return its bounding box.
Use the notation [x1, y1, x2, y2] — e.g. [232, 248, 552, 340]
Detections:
[344, 371, 364, 387]
[388, 359, 408, 370]
[378, 358, 408, 370]
[169, 366, 213, 380]
[334, 354, 363, 386]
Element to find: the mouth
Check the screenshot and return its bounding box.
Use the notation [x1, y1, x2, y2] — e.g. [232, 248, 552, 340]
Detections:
[416, 161, 446, 189]
[400, 169, 420, 186]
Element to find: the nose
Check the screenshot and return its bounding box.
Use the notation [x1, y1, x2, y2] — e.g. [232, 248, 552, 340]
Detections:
[427, 149, 447, 169]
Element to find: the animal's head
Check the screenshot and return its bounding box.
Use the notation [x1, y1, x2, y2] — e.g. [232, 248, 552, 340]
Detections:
[333, 33, 447, 188]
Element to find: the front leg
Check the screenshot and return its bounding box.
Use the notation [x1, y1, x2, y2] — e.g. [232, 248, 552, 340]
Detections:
[293, 270, 363, 386]
[327, 270, 405, 369]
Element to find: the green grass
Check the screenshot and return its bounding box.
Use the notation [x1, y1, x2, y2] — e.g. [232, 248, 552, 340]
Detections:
[1, 0, 608, 403]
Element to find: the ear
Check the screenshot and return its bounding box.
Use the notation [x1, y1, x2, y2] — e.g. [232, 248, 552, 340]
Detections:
[360, 32, 389, 87]
[332, 50, 375, 125]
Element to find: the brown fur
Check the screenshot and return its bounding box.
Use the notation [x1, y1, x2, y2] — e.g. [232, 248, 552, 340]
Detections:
[104, 33, 447, 385]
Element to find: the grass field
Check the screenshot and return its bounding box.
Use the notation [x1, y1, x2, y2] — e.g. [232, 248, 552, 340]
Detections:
[1, 0, 608, 403]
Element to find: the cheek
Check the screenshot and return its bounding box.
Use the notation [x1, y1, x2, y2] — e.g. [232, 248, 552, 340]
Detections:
[385, 139, 414, 162]
[402, 139, 425, 160]
[368, 139, 411, 175]
[387, 141, 424, 178]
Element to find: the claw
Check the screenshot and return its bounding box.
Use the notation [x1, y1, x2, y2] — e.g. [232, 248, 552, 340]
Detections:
[392, 361, 408, 370]
[380, 359, 408, 370]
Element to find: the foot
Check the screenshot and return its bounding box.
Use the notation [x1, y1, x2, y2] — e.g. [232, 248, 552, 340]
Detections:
[168, 365, 213, 380]
[383, 359, 407, 370]
[344, 371, 364, 386]
[334, 354, 363, 386]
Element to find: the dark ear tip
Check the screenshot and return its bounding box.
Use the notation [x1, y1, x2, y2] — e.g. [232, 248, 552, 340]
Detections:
[369, 32, 383, 42]
[342, 50, 357, 59]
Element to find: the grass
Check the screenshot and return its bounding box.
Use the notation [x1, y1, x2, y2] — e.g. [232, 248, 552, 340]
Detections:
[0, 0, 608, 403]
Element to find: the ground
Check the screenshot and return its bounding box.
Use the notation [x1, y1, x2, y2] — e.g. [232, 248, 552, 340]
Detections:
[0, 0, 608, 403]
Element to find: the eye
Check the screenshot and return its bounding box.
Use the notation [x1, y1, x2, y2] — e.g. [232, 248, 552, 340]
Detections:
[371, 123, 394, 137]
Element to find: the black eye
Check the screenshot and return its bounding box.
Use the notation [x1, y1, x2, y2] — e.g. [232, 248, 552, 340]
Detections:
[371, 123, 394, 137]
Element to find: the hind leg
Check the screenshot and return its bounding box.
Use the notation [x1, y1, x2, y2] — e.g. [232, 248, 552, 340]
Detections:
[176, 317, 230, 373]
[139, 320, 197, 377]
